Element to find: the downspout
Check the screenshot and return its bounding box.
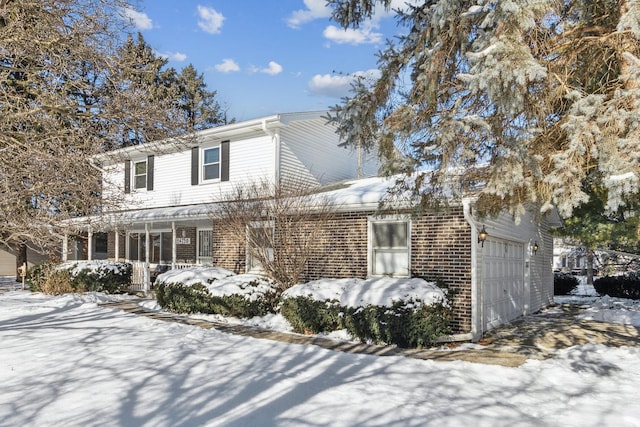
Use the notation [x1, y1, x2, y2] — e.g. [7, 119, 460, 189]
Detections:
[462, 198, 481, 342]
[262, 120, 280, 185]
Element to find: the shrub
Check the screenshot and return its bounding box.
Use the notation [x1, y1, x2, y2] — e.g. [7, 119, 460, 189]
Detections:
[280, 297, 343, 334]
[342, 300, 451, 348]
[42, 269, 77, 294]
[28, 261, 132, 294]
[594, 273, 640, 299]
[554, 272, 579, 295]
[155, 272, 280, 318]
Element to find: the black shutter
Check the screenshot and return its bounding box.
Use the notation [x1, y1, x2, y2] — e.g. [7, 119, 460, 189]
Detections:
[146, 155, 154, 191]
[221, 140, 230, 182]
[191, 147, 199, 185]
[124, 160, 131, 194]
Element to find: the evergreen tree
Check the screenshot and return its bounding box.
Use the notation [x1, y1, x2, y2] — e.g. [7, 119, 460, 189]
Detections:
[175, 64, 229, 132]
[327, 0, 640, 219]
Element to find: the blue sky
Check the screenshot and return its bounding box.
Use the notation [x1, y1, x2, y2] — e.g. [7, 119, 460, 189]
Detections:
[120, 0, 416, 121]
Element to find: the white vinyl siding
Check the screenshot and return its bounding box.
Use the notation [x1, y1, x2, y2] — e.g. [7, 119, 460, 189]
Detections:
[369, 218, 410, 277]
[106, 135, 275, 210]
[279, 118, 380, 186]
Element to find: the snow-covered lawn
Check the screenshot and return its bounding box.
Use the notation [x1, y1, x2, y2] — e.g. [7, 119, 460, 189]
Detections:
[1, 276, 640, 426]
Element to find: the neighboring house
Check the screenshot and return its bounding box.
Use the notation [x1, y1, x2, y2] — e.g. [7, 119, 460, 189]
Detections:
[0, 244, 52, 276]
[64, 110, 560, 341]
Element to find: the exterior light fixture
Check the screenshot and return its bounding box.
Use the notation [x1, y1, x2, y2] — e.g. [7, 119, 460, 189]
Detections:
[478, 225, 488, 248]
[533, 241, 539, 255]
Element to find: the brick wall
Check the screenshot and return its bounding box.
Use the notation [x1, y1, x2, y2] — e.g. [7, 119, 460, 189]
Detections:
[175, 227, 197, 263]
[211, 206, 473, 334]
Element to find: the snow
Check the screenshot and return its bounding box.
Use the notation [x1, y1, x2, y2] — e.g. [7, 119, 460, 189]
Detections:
[58, 260, 130, 276]
[2, 276, 640, 426]
[155, 266, 235, 287]
[283, 277, 446, 308]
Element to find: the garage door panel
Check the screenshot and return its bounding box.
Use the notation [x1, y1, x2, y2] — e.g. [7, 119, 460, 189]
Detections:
[482, 238, 525, 331]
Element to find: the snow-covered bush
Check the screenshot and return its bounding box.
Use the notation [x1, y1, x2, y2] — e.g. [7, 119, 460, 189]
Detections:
[281, 279, 358, 334]
[29, 261, 132, 294]
[594, 273, 640, 300]
[554, 272, 579, 295]
[155, 267, 280, 317]
[282, 277, 451, 348]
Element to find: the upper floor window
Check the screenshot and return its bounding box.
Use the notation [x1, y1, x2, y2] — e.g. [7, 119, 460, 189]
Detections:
[369, 217, 410, 277]
[191, 141, 229, 186]
[203, 147, 220, 181]
[133, 160, 147, 190]
[125, 155, 154, 193]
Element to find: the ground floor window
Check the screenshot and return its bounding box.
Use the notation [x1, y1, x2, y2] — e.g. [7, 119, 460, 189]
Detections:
[369, 217, 410, 277]
[128, 231, 172, 264]
[246, 223, 274, 272]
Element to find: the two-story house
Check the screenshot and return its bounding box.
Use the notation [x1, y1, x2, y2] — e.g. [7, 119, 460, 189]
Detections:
[64, 111, 379, 283]
[64, 110, 561, 341]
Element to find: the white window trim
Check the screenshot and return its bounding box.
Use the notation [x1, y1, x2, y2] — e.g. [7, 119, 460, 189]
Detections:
[367, 215, 411, 278]
[201, 145, 221, 183]
[132, 159, 147, 191]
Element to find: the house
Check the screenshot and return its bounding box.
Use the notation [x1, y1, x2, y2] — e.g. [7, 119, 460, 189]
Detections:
[63, 111, 379, 284]
[64, 110, 560, 341]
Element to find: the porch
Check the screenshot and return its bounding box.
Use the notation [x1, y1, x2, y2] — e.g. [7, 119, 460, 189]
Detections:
[62, 203, 217, 292]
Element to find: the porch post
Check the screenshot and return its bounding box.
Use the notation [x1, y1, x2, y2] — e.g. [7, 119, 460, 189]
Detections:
[144, 223, 150, 292]
[87, 228, 93, 261]
[114, 227, 120, 261]
[171, 221, 176, 268]
[62, 235, 68, 262]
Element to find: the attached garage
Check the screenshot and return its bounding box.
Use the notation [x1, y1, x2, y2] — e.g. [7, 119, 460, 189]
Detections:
[469, 202, 559, 340]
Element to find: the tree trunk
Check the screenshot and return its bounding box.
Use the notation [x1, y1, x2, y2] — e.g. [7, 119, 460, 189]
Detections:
[15, 243, 27, 282]
[586, 249, 594, 285]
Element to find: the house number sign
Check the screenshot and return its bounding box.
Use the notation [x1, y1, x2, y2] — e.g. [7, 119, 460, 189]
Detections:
[176, 237, 191, 245]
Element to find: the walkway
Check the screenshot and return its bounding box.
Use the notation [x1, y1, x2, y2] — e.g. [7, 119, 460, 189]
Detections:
[99, 299, 640, 367]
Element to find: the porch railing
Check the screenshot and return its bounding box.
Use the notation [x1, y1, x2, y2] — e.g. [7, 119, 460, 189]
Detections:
[129, 261, 198, 292]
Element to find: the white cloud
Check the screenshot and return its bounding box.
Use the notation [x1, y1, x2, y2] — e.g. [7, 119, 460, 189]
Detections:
[308, 69, 381, 98]
[197, 5, 225, 34]
[157, 51, 188, 62]
[258, 61, 283, 76]
[215, 59, 240, 73]
[323, 25, 382, 45]
[121, 8, 153, 30]
[287, 0, 332, 28]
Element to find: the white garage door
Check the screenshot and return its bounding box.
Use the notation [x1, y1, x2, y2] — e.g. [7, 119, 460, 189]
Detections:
[482, 238, 525, 331]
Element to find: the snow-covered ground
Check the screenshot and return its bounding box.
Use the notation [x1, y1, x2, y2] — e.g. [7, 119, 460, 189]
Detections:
[1, 276, 640, 426]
